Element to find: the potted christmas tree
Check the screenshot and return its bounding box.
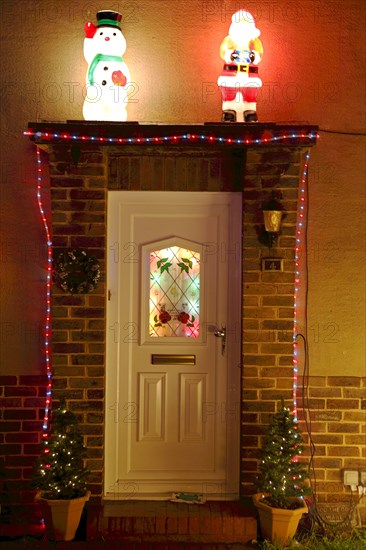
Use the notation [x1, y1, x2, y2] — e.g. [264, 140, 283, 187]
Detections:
[253, 400, 311, 545]
[31, 398, 90, 541]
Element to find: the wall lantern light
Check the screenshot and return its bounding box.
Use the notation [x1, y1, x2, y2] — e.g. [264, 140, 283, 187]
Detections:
[260, 192, 284, 248]
[83, 10, 131, 121]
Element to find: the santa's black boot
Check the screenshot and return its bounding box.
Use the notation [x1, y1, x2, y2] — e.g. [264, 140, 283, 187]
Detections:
[222, 110, 237, 122]
[244, 110, 258, 122]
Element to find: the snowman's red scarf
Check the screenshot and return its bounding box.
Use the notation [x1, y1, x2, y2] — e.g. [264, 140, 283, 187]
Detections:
[88, 54, 125, 85]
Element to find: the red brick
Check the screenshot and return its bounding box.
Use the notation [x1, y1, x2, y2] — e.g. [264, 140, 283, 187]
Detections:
[311, 435, 343, 445]
[328, 446, 360, 457]
[199, 506, 213, 535]
[87, 413, 104, 424]
[53, 319, 85, 329]
[309, 388, 341, 398]
[6, 433, 39, 443]
[176, 508, 189, 535]
[86, 436, 103, 447]
[155, 515, 167, 534]
[278, 356, 294, 365]
[69, 378, 103, 389]
[53, 224, 86, 235]
[345, 435, 366, 445]
[19, 375, 48, 386]
[23, 444, 41, 455]
[0, 467, 22, 479]
[71, 308, 104, 318]
[0, 376, 17, 385]
[327, 399, 360, 410]
[241, 462, 259, 476]
[69, 401, 103, 412]
[344, 412, 366, 422]
[344, 388, 366, 398]
[0, 398, 22, 407]
[222, 510, 234, 537]
[188, 506, 199, 534]
[53, 343, 85, 353]
[243, 355, 275, 366]
[52, 389, 84, 401]
[0, 444, 21, 455]
[328, 377, 361, 387]
[261, 343, 293, 354]
[261, 367, 293, 377]
[53, 295, 85, 306]
[21, 421, 43, 432]
[328, 423, 359, 433]
[50, 177, 85, 188]
[5, 456, 36, 467]
[0, 421, 21, 432]
[87, 390, 104, 399]
[23, 398, 48, 408]
[53, 366, 85, 377]
[3, 410, 36, 420]
[71, 355, 104, 365]
[70, 237, 105, 248]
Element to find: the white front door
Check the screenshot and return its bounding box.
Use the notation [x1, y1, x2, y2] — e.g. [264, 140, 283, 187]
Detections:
[105, 192, 242, 500]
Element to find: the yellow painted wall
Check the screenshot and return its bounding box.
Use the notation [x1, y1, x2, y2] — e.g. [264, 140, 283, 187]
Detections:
[0, 0, 365, 376]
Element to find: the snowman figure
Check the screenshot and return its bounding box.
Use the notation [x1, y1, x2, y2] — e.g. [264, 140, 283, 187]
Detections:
[217, 10, 263, 123]
[83, 10, 131, 121]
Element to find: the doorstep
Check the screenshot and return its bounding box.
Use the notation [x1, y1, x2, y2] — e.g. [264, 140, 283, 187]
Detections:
[87, 500, 257, 544]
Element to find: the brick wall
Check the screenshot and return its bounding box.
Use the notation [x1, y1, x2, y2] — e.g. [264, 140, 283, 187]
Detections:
[0, 375, 48, 535]
[2, 128, 364, 529]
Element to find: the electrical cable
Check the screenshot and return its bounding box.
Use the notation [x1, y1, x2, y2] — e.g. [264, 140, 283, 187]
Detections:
[318, 128, 366, 137]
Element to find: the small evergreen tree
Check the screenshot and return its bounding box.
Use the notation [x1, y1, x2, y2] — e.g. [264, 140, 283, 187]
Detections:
[31, 398, 89, 500]
[257, 400, 311, 509]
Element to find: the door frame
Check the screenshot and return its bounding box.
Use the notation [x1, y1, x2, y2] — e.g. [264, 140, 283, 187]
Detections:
[104, 191, 243, 500]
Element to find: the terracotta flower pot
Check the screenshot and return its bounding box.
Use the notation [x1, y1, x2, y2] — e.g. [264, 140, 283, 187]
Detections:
[35, 490, 91, 541]
[252, 493, 308, 545]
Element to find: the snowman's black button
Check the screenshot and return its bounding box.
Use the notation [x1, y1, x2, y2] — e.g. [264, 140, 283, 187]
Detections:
[102, 80, 107, 86]
[104, 67, 108, 70]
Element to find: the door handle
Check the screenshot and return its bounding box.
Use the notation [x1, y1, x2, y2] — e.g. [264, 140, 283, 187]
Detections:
[214, 326, 226, 355]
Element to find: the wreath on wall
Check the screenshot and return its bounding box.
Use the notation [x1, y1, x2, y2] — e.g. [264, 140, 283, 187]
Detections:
[53, 249, 101, 294]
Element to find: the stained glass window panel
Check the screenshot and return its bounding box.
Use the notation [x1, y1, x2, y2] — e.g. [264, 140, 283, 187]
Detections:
[149, 246, 200, 338]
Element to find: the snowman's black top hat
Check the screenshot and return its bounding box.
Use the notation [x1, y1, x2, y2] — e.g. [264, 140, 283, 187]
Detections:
[96, 10, 122, 29]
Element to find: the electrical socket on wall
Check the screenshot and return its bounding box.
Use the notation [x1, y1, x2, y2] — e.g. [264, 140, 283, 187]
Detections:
[343, 470, 359, 487]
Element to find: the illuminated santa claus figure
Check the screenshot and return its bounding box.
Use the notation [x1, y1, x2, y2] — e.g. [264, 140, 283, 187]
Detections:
[83, 10, 131, 121]
[217, 10, 263, 123]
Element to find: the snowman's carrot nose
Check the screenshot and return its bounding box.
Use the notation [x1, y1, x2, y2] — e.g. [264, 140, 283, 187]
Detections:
[105, 37, 110, 41]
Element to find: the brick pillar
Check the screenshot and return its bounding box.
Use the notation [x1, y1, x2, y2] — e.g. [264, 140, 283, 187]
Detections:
[240, 147, 304, 496]
[49, 145, 107, 498]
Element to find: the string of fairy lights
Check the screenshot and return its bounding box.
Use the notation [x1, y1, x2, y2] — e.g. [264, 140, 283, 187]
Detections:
[293, 150, 310, 421]
[32, 129, 314, 435]
[36, 147, 53, 435]
[25, 129, 318, 146]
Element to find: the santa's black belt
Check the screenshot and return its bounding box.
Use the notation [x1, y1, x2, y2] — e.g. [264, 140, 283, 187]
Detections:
[223, 64, 258, 74]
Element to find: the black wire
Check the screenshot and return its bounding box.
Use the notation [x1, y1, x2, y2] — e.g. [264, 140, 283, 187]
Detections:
[318, 129, 366, 137]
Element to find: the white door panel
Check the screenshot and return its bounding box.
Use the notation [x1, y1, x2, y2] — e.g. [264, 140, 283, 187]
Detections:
[105, 192, 241, 499]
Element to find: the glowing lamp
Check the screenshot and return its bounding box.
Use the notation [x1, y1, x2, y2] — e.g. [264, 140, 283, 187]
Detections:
[83, 10, 131, 121]
[217, 9, 263, 123]
[260, 192, 284, 248]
